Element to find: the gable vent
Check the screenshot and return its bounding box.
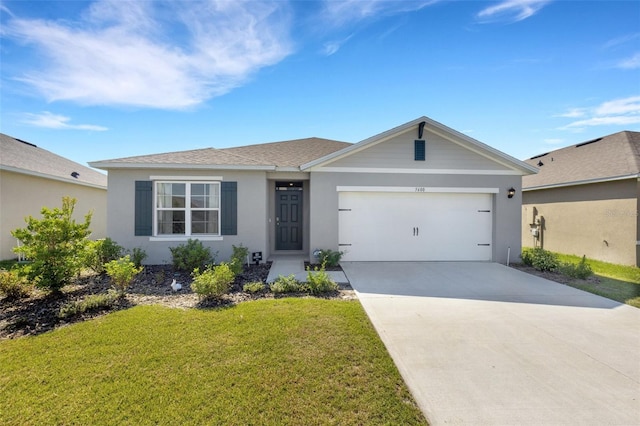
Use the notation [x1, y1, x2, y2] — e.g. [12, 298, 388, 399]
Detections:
[414, 140, 426, 161]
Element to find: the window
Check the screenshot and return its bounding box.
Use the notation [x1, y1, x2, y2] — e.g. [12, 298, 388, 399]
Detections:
[155, 182, 220, 236]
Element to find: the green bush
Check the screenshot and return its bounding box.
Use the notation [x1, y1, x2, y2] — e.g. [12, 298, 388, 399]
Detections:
[230, 244, 249, 275]
[129, 247, 148, 268]
[305, 264, 338, 294]
[270, 275, 304, 294]
[105, 255, 143, 295]
[314, 249, 344, 267]
[522, 248, 558, 272]
[191, 263, 235, 299]
[0, 269, 31, 299]
[558, 255, 593, 280]
[11, 197, 92, 292]
[84, 238, 124, 273]
[59, 291, 119, 319]
[243, 281, 266, 293]
[170, 239, 214, 272]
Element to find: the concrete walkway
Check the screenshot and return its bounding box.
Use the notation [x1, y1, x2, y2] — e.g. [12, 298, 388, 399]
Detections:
[266, 255, 349, 284]
[342, 261, 640, 425]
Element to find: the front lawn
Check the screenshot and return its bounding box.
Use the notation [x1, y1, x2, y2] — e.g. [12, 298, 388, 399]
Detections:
[555, 253, 640, 308]
[0, 299, 427, 425]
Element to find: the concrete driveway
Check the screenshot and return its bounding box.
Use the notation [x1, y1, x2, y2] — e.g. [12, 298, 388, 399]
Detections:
[341, 262, 640, 425]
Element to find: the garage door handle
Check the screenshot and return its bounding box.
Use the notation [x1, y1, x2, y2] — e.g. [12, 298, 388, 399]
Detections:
[416, 227, 419, 236]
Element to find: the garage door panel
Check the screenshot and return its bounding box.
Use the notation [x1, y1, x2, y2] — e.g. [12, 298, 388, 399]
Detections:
[339, 191, 492, 261]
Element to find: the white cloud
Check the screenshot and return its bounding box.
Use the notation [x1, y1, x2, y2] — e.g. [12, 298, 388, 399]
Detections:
[543, 138, 564, 145]
[555, 108, 586, 118]
[617, 52, 640, 70]
[477, 0, 552, 23]
[21, 111, 108, 131]
[3, 0, 293, 109]
[320, 0, 437, 29]
[321, 35, 353, 56]
[560, 96, 640, 130]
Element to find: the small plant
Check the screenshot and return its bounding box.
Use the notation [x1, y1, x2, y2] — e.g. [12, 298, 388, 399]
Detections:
[170, 239, 214, 272]
[243, 281, 266, 293]
[105, 255, 143, 295]
[129, 247, 147, 268]
[522, 248, 558, 272]
[59, 290, 119, 319]
[84, 238, 124, 273]
[11, 197, 92, 292]
[0, 269, 31, 299]
[191, 262, 235, 299]
[314, 249, 344, 267]
[230, 244, 249, 275]
[558, 255, 593, 280]
[270, 274, 304, 294]
[305, 264, 338, 295]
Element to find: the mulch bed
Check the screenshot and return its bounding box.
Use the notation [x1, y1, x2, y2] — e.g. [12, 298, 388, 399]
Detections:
[510, 263, 601, 285]
[0, 263, 356, 341]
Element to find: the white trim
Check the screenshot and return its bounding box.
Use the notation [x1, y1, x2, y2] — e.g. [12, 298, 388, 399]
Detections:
[0, 165, 107, 190]
[149, 236, 224, 242]
[523, 173, 640, 191]
[89, 162, 275, 171]
[154, 181, 221, 237]
[336, 186, 499, 194]
[150, 175, 223, 181]
[313, 166, 521, 175]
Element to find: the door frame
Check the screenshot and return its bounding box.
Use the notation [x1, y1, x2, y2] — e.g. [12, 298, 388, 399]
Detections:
[274, 181, 304, 251]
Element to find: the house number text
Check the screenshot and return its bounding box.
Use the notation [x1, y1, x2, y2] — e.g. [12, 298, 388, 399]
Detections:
[415, 187, 426, 192]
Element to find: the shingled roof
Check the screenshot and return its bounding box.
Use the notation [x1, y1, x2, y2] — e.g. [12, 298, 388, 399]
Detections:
[0, 133, 107, 188]
[90, 137, 352, 170]
[522, 131, 640, 190]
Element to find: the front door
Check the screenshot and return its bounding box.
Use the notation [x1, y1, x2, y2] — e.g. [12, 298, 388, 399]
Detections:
[275, 183, 303, 250]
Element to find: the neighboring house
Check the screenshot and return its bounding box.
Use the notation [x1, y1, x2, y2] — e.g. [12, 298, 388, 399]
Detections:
[0, 133, 108, 260]
[89, 117, 536, 265]
[521, 131, 640, 266]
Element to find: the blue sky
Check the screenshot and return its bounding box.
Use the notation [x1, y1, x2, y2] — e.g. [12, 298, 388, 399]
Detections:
[1, 0, 639, 169]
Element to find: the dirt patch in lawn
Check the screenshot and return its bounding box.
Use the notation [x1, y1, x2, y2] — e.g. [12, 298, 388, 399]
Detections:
[0, 263, 356, 340]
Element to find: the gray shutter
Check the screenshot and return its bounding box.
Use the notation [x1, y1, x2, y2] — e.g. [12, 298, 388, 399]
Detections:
[414, 140, 426, 161]
[221, 181, 237, 235]
[135, 181, 153, 236]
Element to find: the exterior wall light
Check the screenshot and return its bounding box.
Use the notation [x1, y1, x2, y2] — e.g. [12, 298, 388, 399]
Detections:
[507, 187, 516, 199]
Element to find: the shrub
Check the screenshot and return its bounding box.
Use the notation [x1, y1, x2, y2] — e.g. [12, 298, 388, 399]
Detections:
[230, 244, 249, 275]
[191, 263, 235, 299]
[314, 249, 344, 267]
[170, 239, 214, 272]
[0, 269, 30, 299]
[305, 264, 338, 294]
[129, 247, 147, 268]
[59, 291, 119, 319]
[243, 281, 266, 293]
[558, 255, 593, 280]
[84, 238, 124, 273]
[270, 275, 304, 294]
[105, 255, 143, 295]
[522, 248, 558, 272]
[11, 197, 92, 292]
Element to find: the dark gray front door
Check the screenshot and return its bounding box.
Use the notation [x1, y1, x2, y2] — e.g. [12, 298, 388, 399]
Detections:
[276, 187, 303, 250]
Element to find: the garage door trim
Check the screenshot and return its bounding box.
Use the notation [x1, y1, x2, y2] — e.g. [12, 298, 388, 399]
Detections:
[336, 186, 499, 194]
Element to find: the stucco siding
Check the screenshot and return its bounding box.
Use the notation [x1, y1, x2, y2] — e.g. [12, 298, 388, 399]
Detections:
[522, 179, 638, 266]
[0, 170, 107, 260]
[309, 171, 522, 264]
[328, 128, 511, 171]
[106, 169, 268, 265]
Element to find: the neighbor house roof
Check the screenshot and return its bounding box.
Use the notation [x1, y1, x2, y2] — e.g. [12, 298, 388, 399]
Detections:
[522, 131, 640, 191]
[0, 133, 107, 188]
[89, 138, 352, 171]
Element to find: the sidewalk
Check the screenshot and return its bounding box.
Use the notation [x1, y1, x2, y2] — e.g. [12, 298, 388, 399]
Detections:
[266, 255, 349, 284]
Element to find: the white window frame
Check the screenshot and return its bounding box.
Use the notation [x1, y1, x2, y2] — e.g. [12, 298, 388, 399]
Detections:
[153, 181, 221, 238]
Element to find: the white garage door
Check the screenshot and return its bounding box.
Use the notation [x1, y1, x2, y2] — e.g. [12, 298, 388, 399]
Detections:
[338, 191, 493, 261]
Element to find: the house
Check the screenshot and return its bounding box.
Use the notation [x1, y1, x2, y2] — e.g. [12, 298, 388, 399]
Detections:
[89, 117, 536, 265]
[521, 131, 640, 266]
[0, 133, 108, 260]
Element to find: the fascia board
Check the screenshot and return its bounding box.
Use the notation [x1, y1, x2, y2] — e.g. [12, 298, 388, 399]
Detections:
[0, 165, 107, 190]
[88, 162, 276, 171]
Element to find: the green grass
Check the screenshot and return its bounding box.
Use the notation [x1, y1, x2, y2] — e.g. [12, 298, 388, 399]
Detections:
[0, 299, 426, 425]
[554, 253, 640, 308]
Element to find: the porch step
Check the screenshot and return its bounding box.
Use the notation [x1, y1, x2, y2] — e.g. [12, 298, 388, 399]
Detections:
[266, 257, 349, 285]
